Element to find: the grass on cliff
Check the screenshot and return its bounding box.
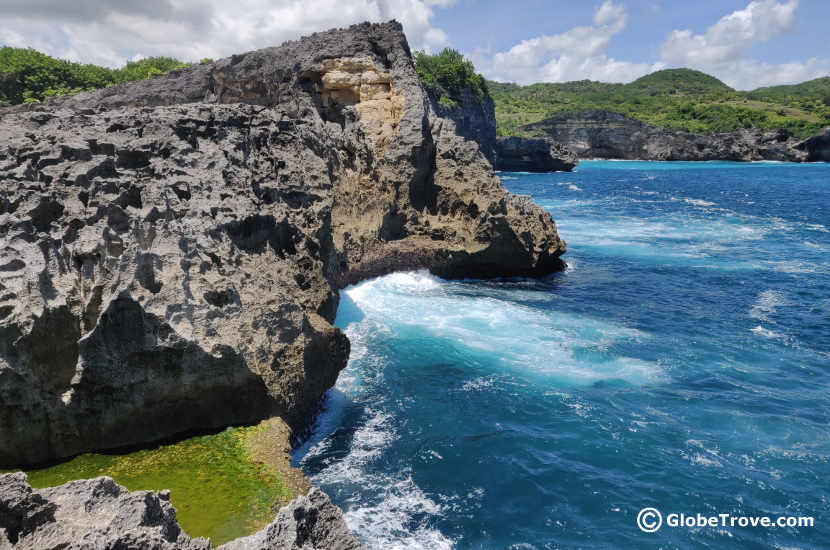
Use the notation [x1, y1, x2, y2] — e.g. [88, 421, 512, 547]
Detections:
[489, 69, 830, 139]
[413, 48, 488, 109]
[15, 422, 298, 546]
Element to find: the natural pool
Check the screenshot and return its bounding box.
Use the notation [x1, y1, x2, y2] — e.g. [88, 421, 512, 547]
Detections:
[9, 418, 303, 546]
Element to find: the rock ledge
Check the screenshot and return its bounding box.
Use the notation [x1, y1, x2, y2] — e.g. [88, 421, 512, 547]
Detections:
[0, 472, 362, 550]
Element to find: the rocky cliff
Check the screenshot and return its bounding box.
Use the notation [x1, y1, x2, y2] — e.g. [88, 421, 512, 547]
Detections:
[0, 472, 362, 549]
[429, 88, 498, 167]
[0, 21, 566, 467]
[427, 87, 579, 172]
[796, 127, 830, 161]
[495, 136, 577, 172]
[523, 110, 810, 161]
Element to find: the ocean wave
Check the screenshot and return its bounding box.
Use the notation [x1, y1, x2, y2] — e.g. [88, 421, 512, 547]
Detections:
[339, 271, 663, 387]
[300, 404, 453, 550]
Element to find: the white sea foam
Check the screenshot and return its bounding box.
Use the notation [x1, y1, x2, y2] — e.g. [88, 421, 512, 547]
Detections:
[341, 476, 453, 550]
[751, 325, 783, 339]
[461, 376, 495, 392]
[300, 405, 453, 550]
[684, 440, 723, 468]
[669, 196, 716, 207]
[749, 289, 788, 321]
[340, 271, 663, 386]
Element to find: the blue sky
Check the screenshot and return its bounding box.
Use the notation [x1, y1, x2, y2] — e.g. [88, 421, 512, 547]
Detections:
[1, 0, 827, 89]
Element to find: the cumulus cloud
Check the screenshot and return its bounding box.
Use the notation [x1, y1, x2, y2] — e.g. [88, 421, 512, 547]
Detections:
[1, 0, 826, 90]
[661, 0, 797, 66]
[470, 1, 659, 85]
[658, 0, 828, 89]
[0, 0, 454, 67]
[471, 0, 827, 89]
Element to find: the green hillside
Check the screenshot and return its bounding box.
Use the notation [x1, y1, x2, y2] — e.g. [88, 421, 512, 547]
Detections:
[490, 69, 830, 139]
[744, 77, 830, 107]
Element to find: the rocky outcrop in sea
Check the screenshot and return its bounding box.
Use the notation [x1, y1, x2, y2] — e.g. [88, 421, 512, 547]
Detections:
[796, 127, 830, 161]
[495, 136, 577, 172]
[0, 472, 362, 549]
[0, 21, 565, 468]
[522, 110, 818, 161]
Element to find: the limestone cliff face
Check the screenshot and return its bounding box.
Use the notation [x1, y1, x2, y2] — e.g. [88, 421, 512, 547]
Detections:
[524, 110, 809, 161]
[429, 88, 498, 167]
[495, 137, 577, 172]
[0, 21, 566, 466]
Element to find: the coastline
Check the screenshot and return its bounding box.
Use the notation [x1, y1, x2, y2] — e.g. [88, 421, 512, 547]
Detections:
[0, 20, 565, 548]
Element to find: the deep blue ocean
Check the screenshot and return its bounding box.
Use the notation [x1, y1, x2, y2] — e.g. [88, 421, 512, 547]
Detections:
[295, 161, 830, 549]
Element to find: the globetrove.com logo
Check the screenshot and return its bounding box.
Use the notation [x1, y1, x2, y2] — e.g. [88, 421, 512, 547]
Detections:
[637, 507, 815, 533]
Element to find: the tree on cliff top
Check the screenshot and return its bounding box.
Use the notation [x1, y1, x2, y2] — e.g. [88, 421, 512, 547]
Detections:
[414, 48, 488, 109]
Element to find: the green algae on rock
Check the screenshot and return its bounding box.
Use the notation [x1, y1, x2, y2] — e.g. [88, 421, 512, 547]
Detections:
[17, 419, 302, 546]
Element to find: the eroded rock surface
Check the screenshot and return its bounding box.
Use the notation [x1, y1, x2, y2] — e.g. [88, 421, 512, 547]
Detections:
[0, 473, 362, 550]
[0, 472, 210, 549]
[0, 21, 565, 466]
[218, 488, 362, 550]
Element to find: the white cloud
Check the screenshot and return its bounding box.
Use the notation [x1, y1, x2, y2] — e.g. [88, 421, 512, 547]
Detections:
[0, 0, 454, 67]
[659, 0, 828, 89]
[593, 0, 626, 27]
[471, 0, 827, 90]
[1, 0, 826, 90]
[471, 1, 658, 85]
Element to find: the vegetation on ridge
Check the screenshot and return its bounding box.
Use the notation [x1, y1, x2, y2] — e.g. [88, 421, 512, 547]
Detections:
[3, 44, 828, 141]
[0, 46, 190, 106]
[413, 48, 488, 109]
[489, 68, 830, 139]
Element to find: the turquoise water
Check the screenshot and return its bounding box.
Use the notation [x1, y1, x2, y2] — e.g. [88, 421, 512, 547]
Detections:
[296, 161, 830, 549]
